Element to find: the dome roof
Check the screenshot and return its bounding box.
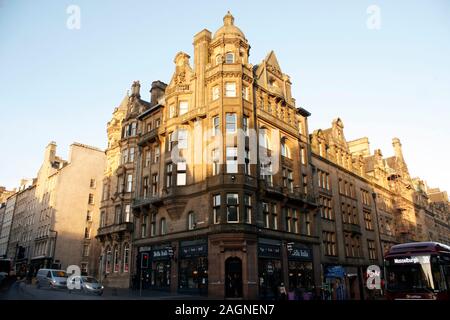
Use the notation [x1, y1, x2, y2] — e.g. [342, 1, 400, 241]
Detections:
[213, 11, 246, 39]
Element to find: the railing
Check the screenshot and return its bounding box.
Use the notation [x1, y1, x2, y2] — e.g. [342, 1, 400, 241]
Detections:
[132, 195, 162, 208]
[97, 222, 133, 237]
[342, 223, 362, 235]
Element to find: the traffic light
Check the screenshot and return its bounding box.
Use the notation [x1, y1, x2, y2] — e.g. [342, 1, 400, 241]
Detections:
[141, 253, 149, 268]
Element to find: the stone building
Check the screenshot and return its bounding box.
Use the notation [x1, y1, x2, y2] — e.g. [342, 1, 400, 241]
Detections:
[6, 179, 35, 274]
[125, 12, 318, 299]
[96, 81, 166, 288]
[0, 193, 17, 258]
[310, 118, 450, 299]
[0, 186, 15, 205]
[93, 12, 450, 299]
[27, 141, 106, 275]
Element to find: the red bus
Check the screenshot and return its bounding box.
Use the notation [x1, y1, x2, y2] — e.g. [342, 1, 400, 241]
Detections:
[384, 242, 450, 300]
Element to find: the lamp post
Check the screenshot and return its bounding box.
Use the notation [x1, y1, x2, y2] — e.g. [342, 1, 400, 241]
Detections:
[49, 230, 58, 268]
[371, 192, 384, 265]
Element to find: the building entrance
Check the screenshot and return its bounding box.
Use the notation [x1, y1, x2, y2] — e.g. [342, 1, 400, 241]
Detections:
[225, 257, 242, 298]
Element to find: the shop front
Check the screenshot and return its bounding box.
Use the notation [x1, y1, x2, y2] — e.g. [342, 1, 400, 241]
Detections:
[178, 239, 208, 295]
[322, 265, 346, 300]
[258, 238, 283, 299]
[137, 244, 172, 291]
[322, 265, 364, 300]
[287, 244, 315, 300]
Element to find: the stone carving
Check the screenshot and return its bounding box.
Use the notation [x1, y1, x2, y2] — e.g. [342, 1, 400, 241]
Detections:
[267, 63, 282, 77]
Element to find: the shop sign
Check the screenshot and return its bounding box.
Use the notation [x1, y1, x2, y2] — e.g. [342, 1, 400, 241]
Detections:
[258, 244, 281, 258]
[139, 246, 152, 253]
[180, 244, 207, 258]
[324, 266, 346, 279]
[288, 247, 312, 261]
[152, 249, 171, 260]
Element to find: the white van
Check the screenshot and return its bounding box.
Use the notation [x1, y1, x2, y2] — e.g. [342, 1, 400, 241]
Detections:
[36, 269, 68, 289]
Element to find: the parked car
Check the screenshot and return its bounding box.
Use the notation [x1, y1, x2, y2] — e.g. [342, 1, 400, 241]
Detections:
[36, 269, 68, 289]
[68, 276, 104, 295]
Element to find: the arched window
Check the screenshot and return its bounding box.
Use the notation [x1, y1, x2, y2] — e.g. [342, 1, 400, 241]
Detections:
[259, 128, 271, 150]
[160, 218, 167, 235]
[281, 140, 291, 158]
[225, 52, 234, 64]
[113, 246, 119, 273]
[105, 246, 111, 274]
[123, 243, 130, 273]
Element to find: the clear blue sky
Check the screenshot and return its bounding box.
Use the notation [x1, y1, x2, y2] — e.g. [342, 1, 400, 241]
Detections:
[1, 0, 449, 196]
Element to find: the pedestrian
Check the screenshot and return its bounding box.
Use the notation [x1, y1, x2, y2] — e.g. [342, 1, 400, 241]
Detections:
[335, 278, 346, 300]
[278, 282, 287, 300]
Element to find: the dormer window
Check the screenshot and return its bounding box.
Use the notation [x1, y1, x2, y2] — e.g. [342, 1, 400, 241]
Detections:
[225, 52, 234, 64]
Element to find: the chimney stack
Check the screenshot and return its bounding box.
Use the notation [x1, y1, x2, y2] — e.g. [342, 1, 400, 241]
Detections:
[131, 80, 141, 98]
[150, 81, 167, 106]
[392, 137, 404, 160]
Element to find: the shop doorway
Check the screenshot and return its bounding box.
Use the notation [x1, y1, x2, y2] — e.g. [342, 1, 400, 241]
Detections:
[225, 257, 243, 298]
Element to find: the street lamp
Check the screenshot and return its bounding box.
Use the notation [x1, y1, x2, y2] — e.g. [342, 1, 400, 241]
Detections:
[49, 230, 58, 268]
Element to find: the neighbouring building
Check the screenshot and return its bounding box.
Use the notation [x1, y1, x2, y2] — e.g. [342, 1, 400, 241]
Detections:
[0, 186, 15, 205]
[28, 141, 106, 275]
[310, 118, 450, 300]
[96, 81, 166, 288]
[0, 193, 17, 258]
[6, 179, 35, 274]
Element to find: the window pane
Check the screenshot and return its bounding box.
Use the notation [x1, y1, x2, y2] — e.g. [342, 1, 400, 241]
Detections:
[227, 193, 238, 205]
[225, 83, 236, 97]
[178, 129, 188, 149]
[177, 173, 186, 186]
[225, 53, 234, 63]
[226, 113, 236, 133]
[179, 101, 188, 115]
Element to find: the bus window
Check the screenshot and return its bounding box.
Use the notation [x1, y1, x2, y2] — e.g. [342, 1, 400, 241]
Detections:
[443, 265, 450, 291]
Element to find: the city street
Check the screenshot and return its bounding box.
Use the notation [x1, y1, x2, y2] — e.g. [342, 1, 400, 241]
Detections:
[0, 280, 209, 300]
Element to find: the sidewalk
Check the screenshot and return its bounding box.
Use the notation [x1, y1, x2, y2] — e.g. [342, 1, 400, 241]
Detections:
[102, 287, 212, 300]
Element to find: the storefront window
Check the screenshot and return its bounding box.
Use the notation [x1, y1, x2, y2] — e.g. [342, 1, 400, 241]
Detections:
[258, 259, 283, 299]
[288, 261, 314, 296]
[179, 257, 208, 292]
[153, 261, 171, 288]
